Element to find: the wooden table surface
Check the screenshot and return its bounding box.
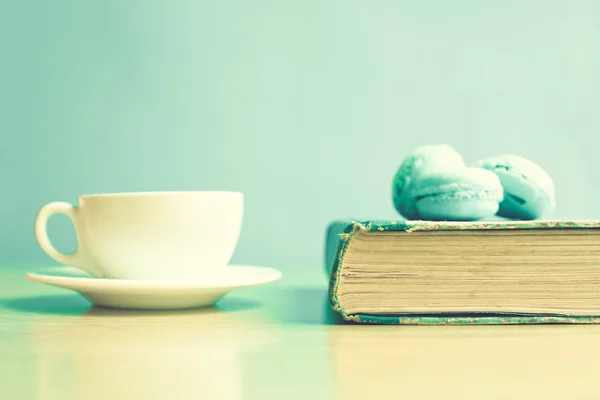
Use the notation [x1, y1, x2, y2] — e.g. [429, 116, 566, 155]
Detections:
[2, 264, 600, 400]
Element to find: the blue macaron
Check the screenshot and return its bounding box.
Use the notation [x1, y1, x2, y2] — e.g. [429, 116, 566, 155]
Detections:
[409, 167, 504, 221]
[393, 145, 504, 221]
[392, 144, 465, 219]
[473, 154, 555, 220]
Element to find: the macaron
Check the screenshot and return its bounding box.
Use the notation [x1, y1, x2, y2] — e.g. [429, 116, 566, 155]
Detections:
[473, 154, 555, 220]
[392, 144, 465, 219]
[409, 167, 505, 221]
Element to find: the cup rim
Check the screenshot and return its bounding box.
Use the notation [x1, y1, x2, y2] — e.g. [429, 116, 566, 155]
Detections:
[79, 191, 243, 199]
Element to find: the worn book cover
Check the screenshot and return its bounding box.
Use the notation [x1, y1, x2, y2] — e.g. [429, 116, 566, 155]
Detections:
[328, 219, 600, 325]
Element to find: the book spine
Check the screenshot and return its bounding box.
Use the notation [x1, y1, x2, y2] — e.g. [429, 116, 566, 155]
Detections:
[324, 220, 354, 277]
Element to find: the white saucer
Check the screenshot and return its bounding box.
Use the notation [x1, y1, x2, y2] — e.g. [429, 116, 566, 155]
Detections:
[26, 265, 282, 310]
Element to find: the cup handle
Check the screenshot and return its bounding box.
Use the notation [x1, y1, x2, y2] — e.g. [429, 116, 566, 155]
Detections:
[35, 202, 101, 277]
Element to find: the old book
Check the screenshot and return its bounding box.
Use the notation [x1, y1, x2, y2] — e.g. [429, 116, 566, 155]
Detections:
[327, 219, 600, 324]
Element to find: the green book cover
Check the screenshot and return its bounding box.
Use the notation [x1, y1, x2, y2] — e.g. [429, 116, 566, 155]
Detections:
[327, 219, 600, 325]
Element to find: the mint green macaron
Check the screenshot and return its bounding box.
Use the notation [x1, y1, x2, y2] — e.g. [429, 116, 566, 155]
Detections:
[474, 154, 555, 220]
[392, 144, 504, 221]
[409, 167, 504, 221]
[392, 144, 465, 220]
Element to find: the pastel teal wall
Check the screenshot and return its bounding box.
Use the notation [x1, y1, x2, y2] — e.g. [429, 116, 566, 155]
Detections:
[2, 1, 599, 268]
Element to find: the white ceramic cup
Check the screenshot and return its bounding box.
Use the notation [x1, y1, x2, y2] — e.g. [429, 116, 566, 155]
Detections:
[34, 191, 244, 281]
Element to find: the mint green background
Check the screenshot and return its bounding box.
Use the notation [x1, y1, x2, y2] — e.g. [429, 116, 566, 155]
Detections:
[1, 1, 599, 268]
